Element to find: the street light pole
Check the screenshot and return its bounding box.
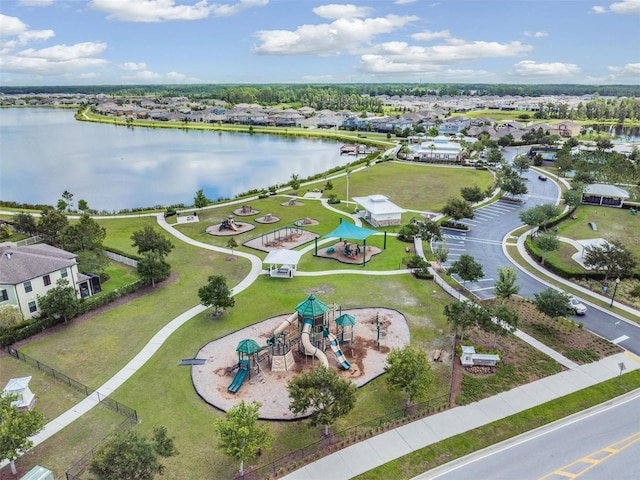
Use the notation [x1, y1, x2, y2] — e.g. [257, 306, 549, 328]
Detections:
[610, 277, 621, 307]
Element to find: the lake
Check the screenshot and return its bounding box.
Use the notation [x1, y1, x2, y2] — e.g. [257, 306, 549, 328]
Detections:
[0, 108, 350, 212]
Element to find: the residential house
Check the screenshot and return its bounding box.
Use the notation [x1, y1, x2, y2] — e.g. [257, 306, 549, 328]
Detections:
[0, 243, 100, 320]
[551, 121, 581, 137]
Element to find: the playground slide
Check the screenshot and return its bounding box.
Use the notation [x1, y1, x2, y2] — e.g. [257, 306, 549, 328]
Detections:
[301, 320, 329, 368]
[227, 366, 248, 393]
[327, 333, 351, 370]
[268, 311, 298, 344]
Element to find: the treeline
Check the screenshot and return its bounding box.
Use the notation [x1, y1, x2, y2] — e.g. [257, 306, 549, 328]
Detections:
[3, 82, 640, 102]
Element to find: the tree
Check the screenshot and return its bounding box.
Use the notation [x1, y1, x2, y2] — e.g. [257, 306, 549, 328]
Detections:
[56, 199, 68, 212]
[441, 197, 474, 223]
[59, 214, 106, 253]
[416, 219, 442, 243]
[563, 184, 584, 208]
[384, 345, 435, 407]
[61, 190, 74, 211]
[89, 427, 177, 480]
[213, 400, 273, 477]
[289, 173, 301, 191]
[288, 366, 357, 436]
[37, 207, 68, 246]
[535, 231, 560, 265]
[324, 179, 333, 191]
[75, 250, 109, 275]
[433, 243, 449, 266]
[0, 393, 45, 475]
[448, 254, 484, 287]
[534, 288, 570, 319]
[37, 278, 78, 323]
[519, 204, 561, 232]
[583, 239, 637, 281]
[487, 303, 519, 348]
[137, 251, 171, 288]
[0, 305, 23, 329]
[77, 199, 90, 213]
[460, 185, 485, 203]
[0, 224, 10, 240]
[443, 300, 478, 341]
[486, 147, 503, 164]
[131, 225, 174, 257]
[499, 176, 528, 198]
[198, 275, 235, 316]
[193, 189, 209, 208]
[494, 267, 520, 303]
[513, 155, 531, 175]
[226, 237, 238, 256]
[12, 212, 38, 236]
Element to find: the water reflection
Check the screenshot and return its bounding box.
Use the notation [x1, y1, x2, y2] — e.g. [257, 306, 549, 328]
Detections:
[0, 109, 350, 212]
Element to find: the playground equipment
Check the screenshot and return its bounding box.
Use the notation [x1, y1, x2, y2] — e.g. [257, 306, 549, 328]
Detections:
[327, 333, 350, 370]
[227, 339, 266, 393]
[219, 215, 239, 231]
[227, 360, 249, 393]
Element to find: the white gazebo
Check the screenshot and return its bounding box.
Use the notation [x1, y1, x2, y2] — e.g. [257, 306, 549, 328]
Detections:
[264, 249, 303, 278]
[3, 376, 35, 411]
[352, 194, 406, 227]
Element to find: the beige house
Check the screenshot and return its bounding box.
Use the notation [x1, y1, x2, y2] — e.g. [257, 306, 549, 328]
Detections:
[0, 243, 100, 320]
[353, 194, 406, 227]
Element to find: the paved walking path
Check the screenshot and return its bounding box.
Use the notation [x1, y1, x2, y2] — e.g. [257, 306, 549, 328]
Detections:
[281, 351, 640, 480]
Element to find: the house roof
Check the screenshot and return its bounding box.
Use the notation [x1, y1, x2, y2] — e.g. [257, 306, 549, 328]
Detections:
[263, 249, 303, 266]
[352, 195, 406, 216]
[584, 184, 630, 199]
[0, 243, 77, 285]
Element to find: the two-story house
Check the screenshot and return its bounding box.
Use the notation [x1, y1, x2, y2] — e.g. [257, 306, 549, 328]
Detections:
[0, 243, 100, 320]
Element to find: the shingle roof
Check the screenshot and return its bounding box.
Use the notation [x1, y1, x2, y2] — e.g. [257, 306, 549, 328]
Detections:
[0, 243, 77, 285]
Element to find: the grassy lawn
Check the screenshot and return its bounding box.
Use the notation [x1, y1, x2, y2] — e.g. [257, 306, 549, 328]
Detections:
[98, 260, 139, 294]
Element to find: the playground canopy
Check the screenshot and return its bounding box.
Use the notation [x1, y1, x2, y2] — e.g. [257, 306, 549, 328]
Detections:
[335, 313, 356, 327]
[322, 221, 378, 241]
[296, 294, 328, 318]
[236, 339, 261, 355]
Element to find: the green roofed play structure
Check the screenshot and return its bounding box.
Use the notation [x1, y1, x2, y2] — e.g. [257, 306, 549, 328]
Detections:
[227, 339, 265, 394]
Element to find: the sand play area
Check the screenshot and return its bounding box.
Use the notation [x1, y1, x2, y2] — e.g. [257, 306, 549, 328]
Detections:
[191, 307, 410, 420]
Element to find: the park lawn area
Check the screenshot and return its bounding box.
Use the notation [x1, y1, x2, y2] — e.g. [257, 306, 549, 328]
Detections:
[554, 204, 640, 275]
[0, 357, 86, 421]
[97, 260, 139, 294]
[108, 273, 454, 479]
[326, 162, 494, 212]
[97, 215, 159, 255]
[19, 219, 251, 387]
[2, 406, 127, 480]
[535, 241, 588, 276]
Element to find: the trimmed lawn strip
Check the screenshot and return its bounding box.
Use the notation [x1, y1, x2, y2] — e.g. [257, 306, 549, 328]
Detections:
[98, 261, 138, 294]
[354, 369, 640, 480]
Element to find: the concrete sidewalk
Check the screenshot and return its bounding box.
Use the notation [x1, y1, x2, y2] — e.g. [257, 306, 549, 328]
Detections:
[281, 351, 640, 480]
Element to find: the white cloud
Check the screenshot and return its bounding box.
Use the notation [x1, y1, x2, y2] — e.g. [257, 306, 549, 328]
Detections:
[18, 29, 55, 44]
[395, 0, 416, 4]
[120, 61, 147, 70]
[254, 14, 417, 55]
[89, 0, 267, 22]
[127, 69, 195, 83]
[608, 62, 640, 75]
[524, 31, 548, 38]
[512, 60, 582, 77]
[590, 1, 640, 14]
[412, 29, 450, 41]
[0, 14, 29, 37]
[211, 0, 268, 17]
[610, 0, 640, 14]
[20, 42, 107, 61]
[312, 4, 372, 19]
[359, 40, 533, 73]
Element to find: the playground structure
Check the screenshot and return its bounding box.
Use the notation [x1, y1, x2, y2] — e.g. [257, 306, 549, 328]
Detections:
[219, 214, 240, 231]
[234, 205, 259, 216]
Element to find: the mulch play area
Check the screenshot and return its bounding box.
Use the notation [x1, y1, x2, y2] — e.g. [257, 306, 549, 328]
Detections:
[243, 226, 319, 253]
[315, 241, 382, 265]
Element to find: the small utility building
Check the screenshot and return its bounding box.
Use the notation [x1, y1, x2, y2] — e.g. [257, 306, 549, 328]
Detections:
[3, 376, 35, 411]
[353, 194, 406, 227]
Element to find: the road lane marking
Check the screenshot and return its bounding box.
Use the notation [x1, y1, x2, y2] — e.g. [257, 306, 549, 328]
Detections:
[612, 335, 629, 344]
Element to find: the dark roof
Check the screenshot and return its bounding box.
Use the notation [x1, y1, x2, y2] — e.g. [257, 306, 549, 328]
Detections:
[0, 243, 77, 285]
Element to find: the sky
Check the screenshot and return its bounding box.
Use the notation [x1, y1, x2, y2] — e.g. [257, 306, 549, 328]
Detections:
[0, 0, 638, 86]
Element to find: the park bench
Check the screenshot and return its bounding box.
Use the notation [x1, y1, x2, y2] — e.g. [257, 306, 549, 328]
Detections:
[433, 349, 442, 362]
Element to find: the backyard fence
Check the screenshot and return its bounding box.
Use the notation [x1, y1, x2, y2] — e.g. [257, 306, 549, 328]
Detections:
[7, 347, 138, 423]
[16, 235, 43, 247]
[102, 249, 138, 268]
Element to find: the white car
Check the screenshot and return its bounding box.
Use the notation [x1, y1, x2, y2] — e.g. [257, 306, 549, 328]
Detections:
[568, 297, 587, 315]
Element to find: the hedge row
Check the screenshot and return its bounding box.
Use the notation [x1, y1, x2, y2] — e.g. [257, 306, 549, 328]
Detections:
[0, 280, 145, 347]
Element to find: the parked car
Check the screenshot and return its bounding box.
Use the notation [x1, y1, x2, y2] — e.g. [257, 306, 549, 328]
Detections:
[538, 175, 547, 181]
[568, 296, 587, 315]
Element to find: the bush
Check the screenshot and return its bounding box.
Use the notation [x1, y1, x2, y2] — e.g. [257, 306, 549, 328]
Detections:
[327, 194, 341, 204]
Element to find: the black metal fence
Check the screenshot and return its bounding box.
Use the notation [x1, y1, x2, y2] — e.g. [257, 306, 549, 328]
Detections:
[7, 347, 138, 422]
[244, 394, 448, 480]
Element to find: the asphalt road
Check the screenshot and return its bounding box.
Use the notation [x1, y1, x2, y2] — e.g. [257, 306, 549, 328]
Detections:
[418, 390, 640, 480]
[431, 147, 640, 355]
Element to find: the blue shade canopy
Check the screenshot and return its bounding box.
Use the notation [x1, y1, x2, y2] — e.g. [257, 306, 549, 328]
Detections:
[296, 294, 328, 317]
[322, 221, 378, 241]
